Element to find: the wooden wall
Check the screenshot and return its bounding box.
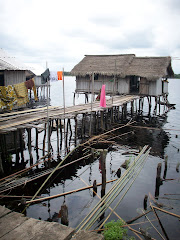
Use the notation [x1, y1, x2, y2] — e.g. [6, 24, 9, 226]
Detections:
[4, 70, 26, 86]
[117, 77, 129, 94]
[76, 75, 117, 94]
[75, 76, 167, 96]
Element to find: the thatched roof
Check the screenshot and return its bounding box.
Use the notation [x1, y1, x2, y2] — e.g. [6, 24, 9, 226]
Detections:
[126, 56, 174, 80]
[71, 54, 174, 80]
[71, 54, 135, 77]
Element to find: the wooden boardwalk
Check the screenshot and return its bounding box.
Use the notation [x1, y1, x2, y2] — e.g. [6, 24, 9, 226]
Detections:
[0, 206, 104, 240]
[0, 95, 139, 134]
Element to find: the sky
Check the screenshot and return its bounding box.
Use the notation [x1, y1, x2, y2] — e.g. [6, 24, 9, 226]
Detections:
[0, 0, 180, 74]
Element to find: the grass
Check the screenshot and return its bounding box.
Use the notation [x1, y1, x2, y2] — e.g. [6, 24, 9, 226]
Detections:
[103, 220, 135, 240]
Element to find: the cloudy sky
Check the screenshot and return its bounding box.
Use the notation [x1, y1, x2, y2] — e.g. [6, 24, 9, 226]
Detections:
[0, 0, 180, 74]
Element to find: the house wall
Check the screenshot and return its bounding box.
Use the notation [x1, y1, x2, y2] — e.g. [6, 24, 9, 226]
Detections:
[139, 78, 149, 95]
[76, 75, 118, 94]
[117, 77, 129, 94]
[76, 76, 167, 96]
[34, 75, 42, 86]
[149, 78, 162, 96]
[163, 81, 168, 94]
[4, 70, 26, 86]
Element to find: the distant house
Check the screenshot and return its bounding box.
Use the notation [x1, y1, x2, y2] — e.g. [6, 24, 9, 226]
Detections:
[0, 48, 34, 86]
[71, 54, 174, 97]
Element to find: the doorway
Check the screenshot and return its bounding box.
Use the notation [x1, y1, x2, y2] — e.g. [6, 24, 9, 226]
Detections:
[130, 76, 139, 93]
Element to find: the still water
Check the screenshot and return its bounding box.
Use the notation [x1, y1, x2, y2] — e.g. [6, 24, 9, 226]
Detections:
[23, 78, 180, 239]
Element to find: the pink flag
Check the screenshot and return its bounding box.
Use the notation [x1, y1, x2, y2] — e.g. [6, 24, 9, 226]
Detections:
[100, 84, 106, 107]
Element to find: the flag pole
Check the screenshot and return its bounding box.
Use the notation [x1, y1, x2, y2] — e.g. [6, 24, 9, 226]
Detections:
[89, 72, 94, 136]
[63, 68, 65, 116]
[46, 62, 50, 155]
[62, 68, 66, 152]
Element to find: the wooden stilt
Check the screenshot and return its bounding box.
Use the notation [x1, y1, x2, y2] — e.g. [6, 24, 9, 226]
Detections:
[131, 101, 134, 117]
[43, 123, 47, 157]
[74, 116, 77, 146]
[61, 204, 69, 226]
[19, 129, 24, 164]
[155, 163, 162, 198]
[0, 153, 4, 176]
[100, 149, 107, 198]
[163, 155, 168, 179]
[27, 128, 33, 165]
[100, 111, 104, 131]
[35, 128, 39, 164]
[56, 119, 60, 156]
[14, 131, 19, 165]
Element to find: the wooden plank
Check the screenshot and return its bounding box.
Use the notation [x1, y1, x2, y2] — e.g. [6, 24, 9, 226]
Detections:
[0, 96, 139, 132]
[0, 211, 28, 238]
[0, 106, 60, 118]
[0, 205, 11, 217]
[0, 214, 75, 240]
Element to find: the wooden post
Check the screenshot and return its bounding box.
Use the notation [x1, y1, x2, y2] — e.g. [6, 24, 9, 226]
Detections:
[93, 180, 97, 197]
[141, 97, 144, 113]
[155, 163, 162, 198]
[74, 116, 77, 146]
[158, 96, 161, 115]
[43, 123, 47, 157]
[124, 103, 127, 119]
[99, 149, 107, 198]
[27, 128, 33, 165]
[14, 131, 19, 166]
[148, 96, 152, 116]
[19, 129, 24, 164]
[154, 97, 157, 115]
[48, 120, 51, 156]
[61, 204, 69, 226]
[73, 92, 76, 106]
[56, 119, 60, 156]
[131, 101, 134, 117]
[35, 128, 39, 165]
[143, 195, 148, 210]
[163, 155, 168, 179]
[138, 98, 141, 113]
[100, 111, 104, 131]
[81, 113, 85, 138]
[65, 119, 69, 151]
[121, 106, 124, 122]
[0, 153, 4, 176]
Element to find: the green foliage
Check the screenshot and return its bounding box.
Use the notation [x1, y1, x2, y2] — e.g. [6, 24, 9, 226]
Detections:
[64, 71, 73, 76]
[174, 74, 180, 79]
[103, 220, 135, 240]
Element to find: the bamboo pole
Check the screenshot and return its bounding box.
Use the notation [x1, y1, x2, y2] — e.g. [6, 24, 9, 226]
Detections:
[22, 142, 85, 213]
[152, 206, 180, 218]
[96, 148, 151, 230]
[141, 209, 166, 240]
[26, 179, 117, 204]
[79, 177, 144, 240]
[126, 210, 152, 224]
[150, 202, 170, 240]
[76, 146, 150, 232]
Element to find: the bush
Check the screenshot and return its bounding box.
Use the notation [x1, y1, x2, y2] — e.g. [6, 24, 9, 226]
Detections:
[103, 220, 135, 240]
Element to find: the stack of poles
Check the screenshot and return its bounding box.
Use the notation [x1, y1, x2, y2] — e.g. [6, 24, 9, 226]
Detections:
[76, 145, 151, 232]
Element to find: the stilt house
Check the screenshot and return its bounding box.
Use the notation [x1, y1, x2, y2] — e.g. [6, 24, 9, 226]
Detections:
[0, 48, 34, 86]
[71, 54, 174, 97]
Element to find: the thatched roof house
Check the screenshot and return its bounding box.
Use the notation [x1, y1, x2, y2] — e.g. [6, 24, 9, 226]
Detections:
[0, 48, 34, 86]
[71, 54, 174, 96]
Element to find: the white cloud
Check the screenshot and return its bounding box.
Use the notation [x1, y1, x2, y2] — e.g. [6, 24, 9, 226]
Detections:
[0, 0, 180, 72]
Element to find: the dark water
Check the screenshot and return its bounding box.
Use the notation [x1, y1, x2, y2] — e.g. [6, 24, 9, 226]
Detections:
[3, 78, 180, 239]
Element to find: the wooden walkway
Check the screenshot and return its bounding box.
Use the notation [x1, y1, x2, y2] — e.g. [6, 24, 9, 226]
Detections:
[0, 95, 139, 134]
[0, 206, 104, 240]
